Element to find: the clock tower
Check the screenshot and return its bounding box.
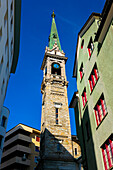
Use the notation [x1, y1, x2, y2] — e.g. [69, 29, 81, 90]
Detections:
[38, 11, 76, 169]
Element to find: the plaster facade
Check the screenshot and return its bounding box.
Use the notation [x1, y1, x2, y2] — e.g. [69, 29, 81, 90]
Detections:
[0, 0, 21, 163]
[70, 0, 113, 170]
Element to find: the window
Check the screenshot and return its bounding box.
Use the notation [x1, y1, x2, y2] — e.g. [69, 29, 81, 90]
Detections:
[6, 61, 9, 74]
[5, 39, 8, 55]
[0, 27, 2, 41]
[57, 143, 61, 152]
[1, 79, 5, 95]
[81, 39, 84, 49]
[34, 156, 38, 164]
[4, 10, 8, 27]
[10, 17, 13, 31]
[89, 63, 99, 93]
[79, 63, 84, 80]
[94, 93, 107, 127]
[0, 135, 3, 148]
[45, 67, 47, 75]
[1, 116, 6, 128]
[75, 148, 77, 155]
[36, 136, 40, 142]
[10, 1, 13, 16]
[101, 136, 113, 170]
[0, 56, 3, 73]
[56, 108, 58, 124]
[82, 88, 87, 108]
[87, 37, 94, 58]
[11, 39, 13, 55]
[51, 63, 61, 75]
[86, 121, 90, 141]
[35, 146, 40, 152]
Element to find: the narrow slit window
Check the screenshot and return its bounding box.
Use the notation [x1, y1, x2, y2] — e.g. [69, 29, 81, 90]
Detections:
[87, 37, 94, 58]
[82, 88, 87, 108]
[56, 108, 58, 124]
[1, 116, 6, 128]
[81, 39, 84, 49]
[79, 63, 84, 80]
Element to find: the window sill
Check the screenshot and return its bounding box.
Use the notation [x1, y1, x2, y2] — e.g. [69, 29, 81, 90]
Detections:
[96, 112, 108, 130]
[54, 124, 62, 127]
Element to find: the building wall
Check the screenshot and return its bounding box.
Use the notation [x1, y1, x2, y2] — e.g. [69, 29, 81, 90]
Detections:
[0, 0, 16, 163]
[75, 11, 113, 170]
[0, 124, 40, 170]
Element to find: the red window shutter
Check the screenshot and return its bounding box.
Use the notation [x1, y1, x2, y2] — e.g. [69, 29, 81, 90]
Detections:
[89, 80, 93, 92]
[102, 148, 108, 170]
[88, 48, 91, 57]
[94, 69, 98, 81]
[105, 144, 112, 168]
[84, 92, 87, 103]
[82, 96, 85, 107]
[100, 99, 106, 116]
[91, 74, 95, 87]
[80, 71, 83, 80]
[36, 136, 40, 142]
[109, 139, 113, 165]
[94, 110, 99, 126]
[97, 104, 102, 122]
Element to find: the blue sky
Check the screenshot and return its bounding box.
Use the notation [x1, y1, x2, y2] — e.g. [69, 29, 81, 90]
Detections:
[4, 0, 105, 135]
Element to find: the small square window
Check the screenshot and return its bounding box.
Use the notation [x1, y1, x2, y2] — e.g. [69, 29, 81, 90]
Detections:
[36, 136, 40, 142]
[75, 148, 77, 155]
[35, 146, 40, 152]
[34, 156, 38, 164]
[1, 116, 6, 128]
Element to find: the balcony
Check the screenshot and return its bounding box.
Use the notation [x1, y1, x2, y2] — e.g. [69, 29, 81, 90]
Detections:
[0, 156, 30, 169]
[4, 134, 31, 148]
[2, 144, 31, 158]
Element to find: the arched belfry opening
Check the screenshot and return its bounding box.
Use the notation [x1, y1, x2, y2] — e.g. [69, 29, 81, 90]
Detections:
[51, 63, 61, 75]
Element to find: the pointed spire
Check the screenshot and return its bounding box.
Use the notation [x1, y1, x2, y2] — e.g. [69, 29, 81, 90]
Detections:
[48, 11, 62, 51]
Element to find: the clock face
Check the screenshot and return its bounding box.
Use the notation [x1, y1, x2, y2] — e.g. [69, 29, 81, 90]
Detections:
[53, 63, 60, 69]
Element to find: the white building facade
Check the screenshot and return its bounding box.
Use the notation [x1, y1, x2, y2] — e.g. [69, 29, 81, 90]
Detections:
[0, 0, 21, 163]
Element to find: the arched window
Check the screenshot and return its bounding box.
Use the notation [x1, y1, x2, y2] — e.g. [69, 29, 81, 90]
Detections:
[51, 63, 61, 75]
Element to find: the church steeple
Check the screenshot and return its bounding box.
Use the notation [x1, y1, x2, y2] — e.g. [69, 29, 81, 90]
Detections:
[48, 11, 62, 51]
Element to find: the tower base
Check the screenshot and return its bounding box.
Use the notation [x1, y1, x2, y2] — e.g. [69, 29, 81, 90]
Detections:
[36, 159, 79, 170]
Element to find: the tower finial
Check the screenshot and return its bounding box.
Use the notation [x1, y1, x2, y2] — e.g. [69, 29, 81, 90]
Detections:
[51, 10, 55, 18]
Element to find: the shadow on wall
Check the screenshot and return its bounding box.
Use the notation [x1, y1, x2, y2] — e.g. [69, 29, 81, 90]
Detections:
[36, 128, 81, 170]
[76, 104, 98, 170]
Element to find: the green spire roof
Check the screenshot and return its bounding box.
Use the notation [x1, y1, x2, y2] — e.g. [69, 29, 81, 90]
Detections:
[48, 11, 62, 51]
